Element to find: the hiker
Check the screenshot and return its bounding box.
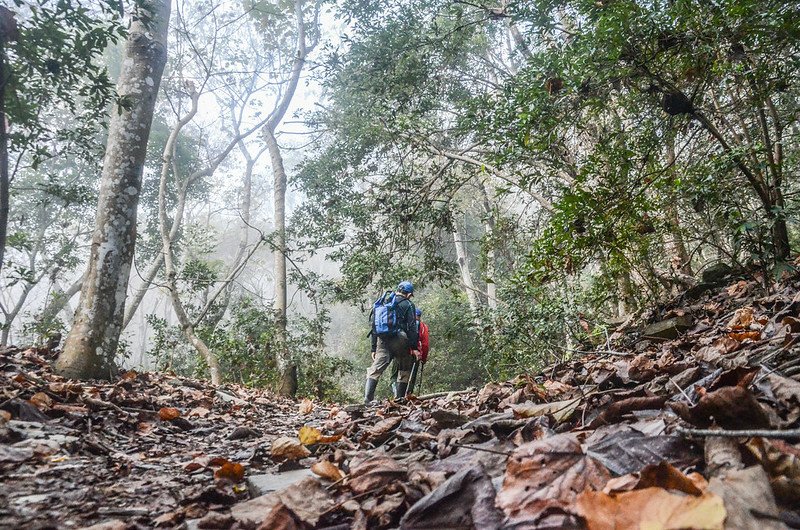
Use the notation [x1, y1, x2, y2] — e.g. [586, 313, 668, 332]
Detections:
[391, 307, 429, 396]
[365, 281, 419, 403]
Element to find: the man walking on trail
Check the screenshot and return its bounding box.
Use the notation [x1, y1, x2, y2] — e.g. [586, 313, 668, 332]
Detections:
[365, 281, 419, 403]
[391, 308, 429, 396]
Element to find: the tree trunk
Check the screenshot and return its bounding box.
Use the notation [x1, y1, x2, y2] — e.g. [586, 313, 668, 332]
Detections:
[56, 0, 170, 380]
[260, 0, 311, 397]
[265, 129, 294, 396]
[665, 135, 693, 276]
[39, 274, 84, 328]
[477, 179, 498, 310]
[0, 30, 9, 280]
[452, 220, 482, 315]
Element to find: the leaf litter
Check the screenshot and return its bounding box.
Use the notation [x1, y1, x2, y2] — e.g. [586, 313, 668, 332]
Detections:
[2, 273, 800, 528]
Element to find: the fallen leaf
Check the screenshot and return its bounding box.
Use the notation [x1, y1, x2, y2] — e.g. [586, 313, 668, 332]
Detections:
[587, 395, 667, 428]
[188, 406, 210, 418]
[496, 433, 610, 525]
[708, 466, 785, 530]
[587, 431, 702, 475]
[348, 454, 407, 494]
[727, 307, 754, 329]
[311, 460, 343, 482]
[576, 488, 726, 530]
[29, 392, 53, 410]
[400, 467, 503, 530]
[271, 437, 311, 460]
[728, 330, 760, 342]
[511, 397, 581, 423]
[604, 462, 704, 496]
[214, 461, 245, 482]
[298, 399, 314, 415]
[670, 385, 771, 429]
[745, 437, 800, 504]
[298, 425, 342, 445]
[272, 477, 335, 526]
[159, 407, 181, 421]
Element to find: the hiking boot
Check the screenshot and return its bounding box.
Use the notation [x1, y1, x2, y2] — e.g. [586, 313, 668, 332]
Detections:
[364, 377, 378, 404]
[395, 382, 408, 399]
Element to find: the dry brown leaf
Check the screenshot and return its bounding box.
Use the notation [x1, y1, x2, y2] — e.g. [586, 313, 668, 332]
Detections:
[29, 392, 53, 410]
[214, 461, 245, 482]
[187, 406, 210, 418]
[727, 307, 754, 329]
[311, 460, 343, 482]
[511, 398, 581, 423]
[745, 437, 800, 504]
[0, 410, 11, 422]
[271, 436, 311, 460]
[728, 330, 760, 342]
[348, 454, 406, 494]
[497, 433, 610, 525]
[576, 488, 725, 530]
[603, 462, 704, 496]
[298, 398, 314, 415]
[159, 407, 181, 421]
[708, 466, 786, 530]
[120, 370, 138, 381]
[670, 385, 771, 429]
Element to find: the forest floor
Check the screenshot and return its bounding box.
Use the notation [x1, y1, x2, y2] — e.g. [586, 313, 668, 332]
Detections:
[3, 272, 800, 529]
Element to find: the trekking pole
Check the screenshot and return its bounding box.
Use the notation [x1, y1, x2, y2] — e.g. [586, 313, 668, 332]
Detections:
[418, 362, 424, 395]
[406, 361, 419, 398]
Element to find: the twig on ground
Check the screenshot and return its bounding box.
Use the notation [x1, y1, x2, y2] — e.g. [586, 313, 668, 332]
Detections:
[676, 426, 800, 439]
[451, 442, 513, 457]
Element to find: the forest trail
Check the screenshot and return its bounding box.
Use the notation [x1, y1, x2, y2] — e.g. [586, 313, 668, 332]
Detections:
[2, 272, 800, 529]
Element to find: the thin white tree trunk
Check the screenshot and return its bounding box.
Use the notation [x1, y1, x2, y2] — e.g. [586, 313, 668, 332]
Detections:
[56, 0, 170, 380]
[265, 128, 293, 395]
[452, 221, 481, 315]
[261, 0, 313, 397]
[477, 179, 498, 310]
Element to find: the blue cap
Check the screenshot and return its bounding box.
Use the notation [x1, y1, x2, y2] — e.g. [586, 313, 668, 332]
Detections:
[397, 280, 414, 294]
[415, 308, 422, 316]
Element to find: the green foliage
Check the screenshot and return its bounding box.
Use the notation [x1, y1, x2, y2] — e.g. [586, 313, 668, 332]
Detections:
[4, 0, 125, 167]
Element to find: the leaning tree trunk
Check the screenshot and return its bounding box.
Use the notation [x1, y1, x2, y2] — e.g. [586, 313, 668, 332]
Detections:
[56, 1, 170, 380]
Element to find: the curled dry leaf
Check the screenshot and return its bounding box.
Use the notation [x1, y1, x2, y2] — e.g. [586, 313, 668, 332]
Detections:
[298, 398, 314, 415]
[576, 488, 726, 530]
[311, 460, 343, 482]
[214, 461, 245, 482]
[727, 307, 754, 329]
[271, 436, 311, 460]
[158, 407, 181, 421]
[728, 330, 760, 342]
[29, 392, 53, 410]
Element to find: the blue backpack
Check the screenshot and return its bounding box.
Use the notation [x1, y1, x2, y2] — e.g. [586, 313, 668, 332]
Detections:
[372, 291, 401, 337]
